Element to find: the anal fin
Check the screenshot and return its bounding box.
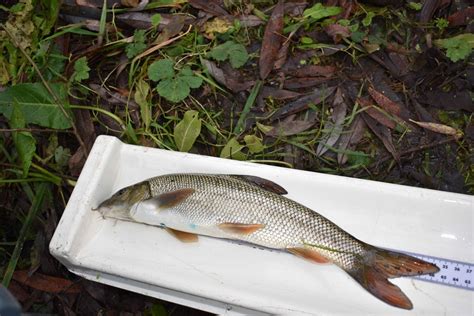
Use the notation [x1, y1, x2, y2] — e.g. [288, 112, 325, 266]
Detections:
[166, 228, 198, 243]
[287, 247, 332, 264]
[218, 223, 265, 235]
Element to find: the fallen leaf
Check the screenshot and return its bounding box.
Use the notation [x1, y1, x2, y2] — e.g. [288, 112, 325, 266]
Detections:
[337, 115, 367, 165]
[362, 113, 399, 161]
[290, 65, 336, 78]
[244, 135, 264, 153]
[13, 270, 81, 294]
[316, 88, 347, 156]
[325, 24, 351, 43]
[422, 90, 474, 112]
[358, 97, 396, 129]
[259, 0, 285, 79]
[189, 0, 229, 17]
[202, 59, 254, 92]
[283, 77, 335, 89]
[409, 119, 462, 137]
[448, 7, 474, 26]
[238, 15, 264, 27]
[368, 86, 404, 118]
[203, 17, 233, 39]
[266, 115, 315, 137]
[270, 86, 336, 121]
[261, 86, 301, 100]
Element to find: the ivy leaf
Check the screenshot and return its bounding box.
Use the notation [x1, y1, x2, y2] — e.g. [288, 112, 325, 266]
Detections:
[209, 41, 249, 68]
[148, 59, 175, 81]
[11, 101, 36, 176]
[303, 3, 342, 21]
[173, 110, 201, 152]
[156, 77, 190, 103]
[0, 82, 71, 129]
[72, 56, 90, 82]
[220, 137, 246, 160]
[244, 135, 264, 154]
[126, 29, 147, 59]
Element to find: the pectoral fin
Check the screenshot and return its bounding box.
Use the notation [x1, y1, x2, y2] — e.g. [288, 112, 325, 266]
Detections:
[218, 223, 265, 234]
[287, 247, 332, 264]
[166, 228, 199, 243]
[148, 188, 195, 209]
[230, 175, 288, 195]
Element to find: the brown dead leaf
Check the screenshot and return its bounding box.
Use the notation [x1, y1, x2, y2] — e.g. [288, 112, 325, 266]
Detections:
[409, 119, 462, 137]
[121, 0, 140, 7]
[283, 77, 335, 89]
[316, 88, 347, 156]
[325, 24, 351, 43]
[259, 0, 285, 80]
[13, 271, 81, 294]
[270, 86, 336, 122]
[266, 115, 315, 137]
[8, 280, 30, 303]
[261, 86, 301, 100]
[337, 115, 366, 165]
[291, 65, 336, 78]
[202, 59, 254, 92]
[238, 15, 264, 27]
[358, 97, 397, 129]
[189, 0, 229, 17]
[362, 113, 399, 161]
[448, 7, 474, 26]
[368, 86, 403, 118]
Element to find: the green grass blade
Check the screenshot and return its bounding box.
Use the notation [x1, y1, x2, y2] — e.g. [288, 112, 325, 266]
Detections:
[2, 182, 48, 287]
[234, 80, 262, 134]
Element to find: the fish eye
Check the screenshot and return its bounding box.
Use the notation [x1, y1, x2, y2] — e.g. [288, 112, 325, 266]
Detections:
[117, 188, 126, 195]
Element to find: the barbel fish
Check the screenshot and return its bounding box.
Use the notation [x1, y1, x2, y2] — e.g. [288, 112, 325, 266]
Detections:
[96, 173, 439, 310]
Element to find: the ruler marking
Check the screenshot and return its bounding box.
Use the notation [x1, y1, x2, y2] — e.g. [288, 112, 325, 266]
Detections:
[403, 251, 474, 291]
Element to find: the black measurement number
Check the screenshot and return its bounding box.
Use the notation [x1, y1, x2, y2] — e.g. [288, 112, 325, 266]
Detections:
[441, 275, 447, 280]
[465, 280, 471, 285]
[467, 269, 472, 273]
[454, 267, 460, 271]
[453, 277, 459, 282]
[442, 264, 448, 269]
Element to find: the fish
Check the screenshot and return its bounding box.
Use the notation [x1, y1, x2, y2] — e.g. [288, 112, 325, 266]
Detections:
[96, 173, 439, 310]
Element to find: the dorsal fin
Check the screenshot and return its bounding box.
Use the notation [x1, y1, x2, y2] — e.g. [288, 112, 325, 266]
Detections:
[148, 188, 195, 209]
[229, 175, 288, 195]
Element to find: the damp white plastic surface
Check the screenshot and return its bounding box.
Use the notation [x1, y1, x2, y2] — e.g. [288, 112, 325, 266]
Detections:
[49, 136, 473, 315]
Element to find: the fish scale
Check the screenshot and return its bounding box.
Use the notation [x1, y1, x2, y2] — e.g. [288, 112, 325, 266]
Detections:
[146, 174, 367, 271]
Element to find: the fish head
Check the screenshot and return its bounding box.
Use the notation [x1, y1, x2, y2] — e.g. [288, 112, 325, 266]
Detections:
[96, 182, 150, 220]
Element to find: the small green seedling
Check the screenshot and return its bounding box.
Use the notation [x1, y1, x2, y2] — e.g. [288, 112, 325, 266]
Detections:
[208, 41, 249, 68]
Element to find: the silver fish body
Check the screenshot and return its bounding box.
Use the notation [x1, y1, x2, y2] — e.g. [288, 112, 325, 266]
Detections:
[97, 173, 439, 310]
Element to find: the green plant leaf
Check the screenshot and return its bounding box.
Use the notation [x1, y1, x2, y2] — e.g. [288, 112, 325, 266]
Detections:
[134, 79, 151, 129]
[173, 110, 201, 152]
[220, 137, 246, 160]
[156, 77, 190, 102]
[148, 59, 175, 81]
[407, 2, 422, 10]
[180, 75, 203, 89]
[209, 41, 249, 68]
[151, 14, 162, 27]
[126, 29, 147, 59]
[11, 102, 36, 176]
[435, 33, 474, 62]
[362, 12, 375, 27]
[0, 82, 71, 129]
[72, 56, 90, 82]
[244, 135, 264, 154]
[303, 3, 342, 21]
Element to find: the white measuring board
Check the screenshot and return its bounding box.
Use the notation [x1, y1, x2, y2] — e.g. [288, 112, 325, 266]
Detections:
[50, 136, 474, 315]
[409, 252, 473, 290]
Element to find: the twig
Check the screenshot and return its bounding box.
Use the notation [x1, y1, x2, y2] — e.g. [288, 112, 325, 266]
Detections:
[1, 24, 89, 156]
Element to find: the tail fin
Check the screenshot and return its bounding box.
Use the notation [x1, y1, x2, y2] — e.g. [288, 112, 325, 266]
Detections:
[349, 247, 440, 310]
